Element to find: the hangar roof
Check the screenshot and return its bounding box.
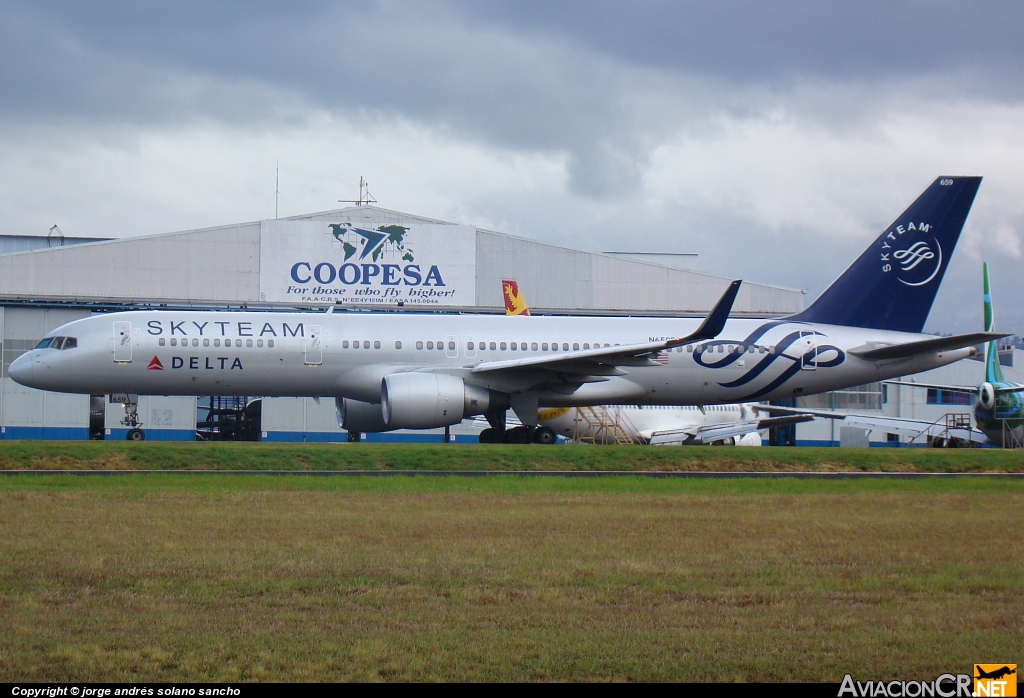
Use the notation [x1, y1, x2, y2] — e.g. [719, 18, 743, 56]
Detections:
[0, 206, 803, 315]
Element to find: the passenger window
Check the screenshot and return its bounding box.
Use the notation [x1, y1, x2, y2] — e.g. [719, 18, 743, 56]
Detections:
[416, 341, 423, 350]
[447, 341, 455, 350]
[490, 342, 497, 350]
[246, 339, 253, 347]
[500, 342, 507, 350]
[343, 340, 349, 348]
[573, 343, 579, 350]
[159, 338, 166, 346]
[364, 341, 371, 349]
[395, 341, 402, 349]
[214, 339, 220, 347]
[257, 339, 263, 347]
[374, 341, 381, 349]
[467, 341, 474, 350]
[170, 338, 177, 346]
[268, 339, 275, 348]
[542, 343, 548, 351]
[426, 341, 433, 350]
[438, 341, 444, 350]
[583, 343, 589, 349]
[192, 339, 198, 347]
[562, 343, 568, 351]
[531, 342, 538, 351]
[204, 338, 210, 347]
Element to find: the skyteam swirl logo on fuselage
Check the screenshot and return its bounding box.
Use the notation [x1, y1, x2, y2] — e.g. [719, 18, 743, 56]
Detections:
[693, 323, 846, 401]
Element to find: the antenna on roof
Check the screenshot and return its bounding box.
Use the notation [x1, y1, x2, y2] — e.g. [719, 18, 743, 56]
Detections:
[47, 224, 64, 248]
[338, 176, 377, 206]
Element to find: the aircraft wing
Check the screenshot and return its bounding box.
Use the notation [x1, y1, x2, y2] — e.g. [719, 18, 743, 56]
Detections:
[762, 405, 988, 444]
[471, 279, 742, 375]
[885, 379, 1022, 395]
[848, 332, 1008, 361]
[647, 413, 813, 445]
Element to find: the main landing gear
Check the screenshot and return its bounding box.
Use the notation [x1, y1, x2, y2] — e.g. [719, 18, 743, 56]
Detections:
[478, 409, 557, 444]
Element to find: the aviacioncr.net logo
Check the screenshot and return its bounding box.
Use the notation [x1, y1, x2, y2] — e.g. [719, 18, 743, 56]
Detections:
[329, 224, 414, 263]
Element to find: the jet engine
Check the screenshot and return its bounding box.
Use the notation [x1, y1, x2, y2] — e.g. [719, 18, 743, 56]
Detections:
[979, 382, 996, 410]
[337, 397, 391, 433]
[381, 373, 508, 430]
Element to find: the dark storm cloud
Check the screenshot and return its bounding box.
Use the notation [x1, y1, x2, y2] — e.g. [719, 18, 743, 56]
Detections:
[3, 1, 1021, 196]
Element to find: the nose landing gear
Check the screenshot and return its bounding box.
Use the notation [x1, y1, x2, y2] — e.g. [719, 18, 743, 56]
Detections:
[113, 394, 146, 441]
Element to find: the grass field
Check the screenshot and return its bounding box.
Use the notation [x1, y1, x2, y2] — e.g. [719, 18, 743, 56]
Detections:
[1, 474, 1021, 682]
[2, 440, 1024, 472]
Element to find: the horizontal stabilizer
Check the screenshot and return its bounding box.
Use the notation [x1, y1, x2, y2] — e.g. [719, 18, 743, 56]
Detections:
[849, 332, 1008, 361]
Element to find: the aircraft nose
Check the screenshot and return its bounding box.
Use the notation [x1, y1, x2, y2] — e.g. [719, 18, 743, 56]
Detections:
[7, 353, 35, 386]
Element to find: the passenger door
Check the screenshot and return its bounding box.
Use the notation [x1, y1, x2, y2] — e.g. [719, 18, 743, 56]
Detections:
[304, 325, 322, 365]
[799, 331, 817, 371]
[113, 321, 132, 363]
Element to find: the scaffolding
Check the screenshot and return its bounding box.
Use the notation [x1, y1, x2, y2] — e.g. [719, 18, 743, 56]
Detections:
[196, 396, 262, 441]
[907, 412, 976, 448]
[1000, 419, 1024, 449]
[571, 406, 638, 445]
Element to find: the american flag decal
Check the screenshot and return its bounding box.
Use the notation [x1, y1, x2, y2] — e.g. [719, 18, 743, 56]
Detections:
[651, 351, 669, 366]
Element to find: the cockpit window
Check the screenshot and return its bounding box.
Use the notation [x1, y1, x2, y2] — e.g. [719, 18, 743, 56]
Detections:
[35, 336, 77, 350]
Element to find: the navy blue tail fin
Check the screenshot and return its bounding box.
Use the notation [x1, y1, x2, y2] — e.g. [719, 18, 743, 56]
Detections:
[793, 176, 982, 333]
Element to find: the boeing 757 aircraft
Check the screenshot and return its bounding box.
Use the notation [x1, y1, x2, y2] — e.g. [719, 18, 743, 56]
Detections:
[9, 177, 1007, 442]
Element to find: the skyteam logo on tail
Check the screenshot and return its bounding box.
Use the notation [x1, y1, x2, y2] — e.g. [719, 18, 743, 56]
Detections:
[880, 221, 942, 286]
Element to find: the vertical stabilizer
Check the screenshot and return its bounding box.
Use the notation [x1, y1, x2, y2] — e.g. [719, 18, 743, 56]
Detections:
[983, 262, 1005, 383]
[502, 279, 531, 316]
[794, 176, 982, 333]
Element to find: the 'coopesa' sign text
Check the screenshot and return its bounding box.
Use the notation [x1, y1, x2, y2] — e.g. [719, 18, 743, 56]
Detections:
[290, 262, 446, 286]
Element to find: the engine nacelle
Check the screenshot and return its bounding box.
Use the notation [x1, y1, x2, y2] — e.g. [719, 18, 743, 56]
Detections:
[381, 373, 508, 430]
[979, 382, 996, 410]
[336, 397, 392, 433]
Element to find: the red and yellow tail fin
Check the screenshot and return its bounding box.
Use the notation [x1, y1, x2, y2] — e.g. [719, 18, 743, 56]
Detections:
[502, 279, 530, 316]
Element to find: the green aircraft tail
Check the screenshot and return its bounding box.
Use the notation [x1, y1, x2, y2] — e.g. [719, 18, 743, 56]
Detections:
[983, 262, 1006, 384]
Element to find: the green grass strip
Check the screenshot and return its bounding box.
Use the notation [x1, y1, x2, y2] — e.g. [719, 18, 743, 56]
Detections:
[2, 472, 1022, 495]
[1, 441, 1024, 472]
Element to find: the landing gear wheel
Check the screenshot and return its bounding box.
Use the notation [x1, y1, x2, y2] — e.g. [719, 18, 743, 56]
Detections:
[533, 426, 557, 445]
[347, 431, 361, 443]
[479, 428, 501, 444]
[127, 428, 146, 441]
[504, 426, 533, 444]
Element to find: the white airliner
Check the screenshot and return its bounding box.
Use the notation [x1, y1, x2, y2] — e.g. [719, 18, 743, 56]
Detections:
[9, 177, 1007, 442]
[514, 404, 812, 446]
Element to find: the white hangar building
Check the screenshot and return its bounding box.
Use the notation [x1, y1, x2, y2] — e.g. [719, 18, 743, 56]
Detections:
[0, 206, 805, 442]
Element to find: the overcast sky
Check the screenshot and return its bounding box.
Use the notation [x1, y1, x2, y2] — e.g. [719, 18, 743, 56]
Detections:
[2, 1, 1022, 333]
